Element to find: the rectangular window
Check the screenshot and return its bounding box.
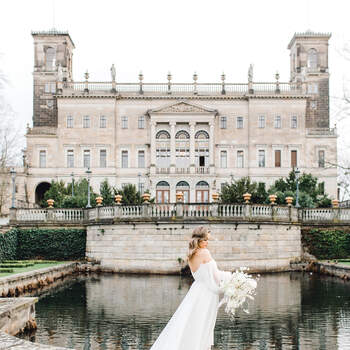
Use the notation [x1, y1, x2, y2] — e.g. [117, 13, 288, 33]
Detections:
[274, 116, 281, 129]
[139, 183, 145, 195]
[138, 150, 145, 168]
[50, 83, 56, 93]
[308, 83, 318, 94]
[122, 116, 128, 129]
[100, 116, 107, 128]
[44, 83, 50, 93]
[318, 182, 325, 195]
[220, 116, 227, 129]
[237, 151, 244, 168]
[122, 150, 128, 168]
[318, 150, 325, 168]
[39, 150, 46, 168]
[291, 150, 297, 168]
[138, 116, 145, 129]
[67, 115, 74, 128]
[275, 150, 281, 167]
[258, 150, 265, 167]
[67, 150, 74, 168]
[220, 150, 227, 168]
[236, 116, 243, 129]
[291, 116, 298, 128]
[100, 149, 107, 168]
[83, 115, 90, 128]
[258, 116, 265, 128]
[83, 150, 91, 168]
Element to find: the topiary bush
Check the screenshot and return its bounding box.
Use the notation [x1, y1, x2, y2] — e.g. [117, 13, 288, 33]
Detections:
[17, 228, 86, 260]
[302, 229, 350, 259]
[0, 229, 18, 262]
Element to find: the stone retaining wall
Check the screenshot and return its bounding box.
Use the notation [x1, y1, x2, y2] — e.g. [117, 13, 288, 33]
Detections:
[313, 262, 350, 281]
[0, 263, 77, 298]
[87, 221, 301, 273]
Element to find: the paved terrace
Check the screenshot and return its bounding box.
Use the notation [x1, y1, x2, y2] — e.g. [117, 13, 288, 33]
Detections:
[8, 204, 350, 226]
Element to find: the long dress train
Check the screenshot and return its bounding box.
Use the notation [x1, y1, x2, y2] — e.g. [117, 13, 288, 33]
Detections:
[150, 259, 230, 350]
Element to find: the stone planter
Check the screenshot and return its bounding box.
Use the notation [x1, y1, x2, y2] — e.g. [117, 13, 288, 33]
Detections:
[269, 194, 277, 205]
[114, 194, 122, 205]
[212, 192, 219, 202]
[243, 193, 251, 204]
[176, 192, 183, 203]
[285, 196, 293, 206]
[96, 196, 103, 206]
[142, 192, 151, 203]
[332, 199, 339, 208]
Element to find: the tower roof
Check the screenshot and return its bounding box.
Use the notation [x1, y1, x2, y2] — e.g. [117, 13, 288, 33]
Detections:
[31, 29, 75, 48]
[288, 30, 331, 49]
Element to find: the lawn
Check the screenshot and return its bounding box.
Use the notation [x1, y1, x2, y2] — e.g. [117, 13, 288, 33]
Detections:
[0, 261, 67, 278]
[322, 260, 350, 267]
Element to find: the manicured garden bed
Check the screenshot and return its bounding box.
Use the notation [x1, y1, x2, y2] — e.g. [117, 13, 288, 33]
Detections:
[0, 260, 66, 277]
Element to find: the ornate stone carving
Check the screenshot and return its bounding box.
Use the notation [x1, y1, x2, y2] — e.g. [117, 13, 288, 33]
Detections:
[151, 101, 215, 114]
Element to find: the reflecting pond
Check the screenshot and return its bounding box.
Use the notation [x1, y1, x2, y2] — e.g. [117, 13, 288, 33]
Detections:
[22, 272, 350, 349]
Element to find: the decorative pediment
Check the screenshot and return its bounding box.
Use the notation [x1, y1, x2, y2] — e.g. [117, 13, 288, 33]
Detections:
[148, 100, 217, 114]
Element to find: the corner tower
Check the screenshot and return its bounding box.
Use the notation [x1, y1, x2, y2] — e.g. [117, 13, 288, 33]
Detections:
[288, 31, 331, 128]
[32, 30, 75, 127]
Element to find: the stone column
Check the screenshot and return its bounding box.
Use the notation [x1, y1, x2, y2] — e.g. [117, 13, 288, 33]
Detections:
[170, 121, 176, 173]
[209, 122, 215, 174]
[189, 121, 196, 174]
[150, 121, 156, 175]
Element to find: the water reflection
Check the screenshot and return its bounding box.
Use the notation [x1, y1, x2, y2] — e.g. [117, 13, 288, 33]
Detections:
[22, 272, 350, 349]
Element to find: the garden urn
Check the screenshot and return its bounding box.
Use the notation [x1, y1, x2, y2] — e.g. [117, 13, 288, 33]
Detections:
[332, 199, 339, 208]
[142, 192, 151, 203]
[285, 196, 293, 206]
[114, 194, 122, 204]
[96, 196, 103, 206]
[176, 191, 184, 202]
[243, 193, 251, 204]
[269, 194, 277, 205]
[212, 192, 219, 202]
[47, 199, 54, 208]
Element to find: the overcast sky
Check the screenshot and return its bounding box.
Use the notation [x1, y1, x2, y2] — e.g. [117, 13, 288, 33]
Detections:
[1, 0, 349, 145]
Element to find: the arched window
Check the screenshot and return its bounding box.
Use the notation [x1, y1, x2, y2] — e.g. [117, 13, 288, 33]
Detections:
[176, 181, 190, 202]
[195, 181, 209, 203]
[156, 181, 170, 203]
[156, 130, 171, 139]
[156, 181, 170, 187]
[307, 49, 318, 70]
[195, 130, 209, 139]
[46, 47, 56, 71]
[176, 181, 190, 187]
[196, 181, 209, 188]
[175, 130, 190, 139]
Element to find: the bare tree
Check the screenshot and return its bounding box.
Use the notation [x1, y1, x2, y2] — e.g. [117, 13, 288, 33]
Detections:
[0, 55, 22, 214]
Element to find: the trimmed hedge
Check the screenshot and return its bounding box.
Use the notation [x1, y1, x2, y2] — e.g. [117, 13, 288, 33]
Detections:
[17, 229, 86, 260]
[302, 229, 350, 260]
[0, 230, 18, 262]
[0, 228, 86, 261]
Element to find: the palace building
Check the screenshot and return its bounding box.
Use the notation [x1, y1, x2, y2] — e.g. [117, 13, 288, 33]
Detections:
[21, 29, 337, 205]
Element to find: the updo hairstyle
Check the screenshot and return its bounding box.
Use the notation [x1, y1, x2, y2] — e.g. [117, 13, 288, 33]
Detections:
[187, 226, 209, 260]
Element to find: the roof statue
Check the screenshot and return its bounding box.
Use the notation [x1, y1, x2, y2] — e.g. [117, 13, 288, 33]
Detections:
[248, 64, 254, 82]
[110, 64, 116, 82]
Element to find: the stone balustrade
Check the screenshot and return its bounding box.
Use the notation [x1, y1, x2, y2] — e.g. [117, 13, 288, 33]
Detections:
[60, 81, 304, 96]
[10, 204, 350, 225]
[9, 203, 301, 225]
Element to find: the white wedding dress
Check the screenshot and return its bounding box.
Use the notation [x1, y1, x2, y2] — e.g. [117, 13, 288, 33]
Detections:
[150, 259, 230, 350]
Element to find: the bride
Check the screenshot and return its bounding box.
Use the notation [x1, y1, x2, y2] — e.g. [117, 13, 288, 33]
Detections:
[150, 226, 231, 350]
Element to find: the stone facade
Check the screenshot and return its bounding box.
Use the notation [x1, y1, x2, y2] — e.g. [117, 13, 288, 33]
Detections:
[3, 30, 338, 213]
[86, 221, 301, 274]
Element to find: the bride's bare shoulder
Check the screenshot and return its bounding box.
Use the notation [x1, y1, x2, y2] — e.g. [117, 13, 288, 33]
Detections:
[197, 248, 212, 261]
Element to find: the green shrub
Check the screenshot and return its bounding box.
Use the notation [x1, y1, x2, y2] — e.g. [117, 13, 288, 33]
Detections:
[302, 229, 350, 259]
[17, 228, 86, 260]
[0, 229, 18, 262]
